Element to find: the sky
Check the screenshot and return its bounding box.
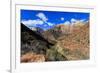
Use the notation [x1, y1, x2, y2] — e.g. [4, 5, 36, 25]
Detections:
[21, 9, 90, 30]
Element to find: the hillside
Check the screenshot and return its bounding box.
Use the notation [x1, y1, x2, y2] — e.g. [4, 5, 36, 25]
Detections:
[57, 22, 90, 60]
[21, 21, 90, 62]
[21, 23, 56, 62]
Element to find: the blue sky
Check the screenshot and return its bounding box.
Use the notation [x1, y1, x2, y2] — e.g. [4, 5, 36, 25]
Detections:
[21, 9, 90, 30]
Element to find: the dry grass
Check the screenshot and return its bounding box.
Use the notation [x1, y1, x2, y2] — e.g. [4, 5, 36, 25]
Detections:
[21, 52, 45, 62]
[57, 23, 90, 60]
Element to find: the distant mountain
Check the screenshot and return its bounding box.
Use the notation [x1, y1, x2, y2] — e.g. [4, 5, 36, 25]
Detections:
[41, 24, 69, 41]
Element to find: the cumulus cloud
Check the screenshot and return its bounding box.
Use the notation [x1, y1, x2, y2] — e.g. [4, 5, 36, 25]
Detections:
[64, 21, 71, 25]
[36, 13, 48, 22]
[21, 19, 44, 26]
[71, 18, 77, 23]
[36, 13, 55, 26]
[46, 22, 54, 26]
[70, 18, 86, 24]
[61, 17, 64, 21]
[62, 18, 86, 26]
[79, 19, 86, 22]
[21, 13, 48, 26]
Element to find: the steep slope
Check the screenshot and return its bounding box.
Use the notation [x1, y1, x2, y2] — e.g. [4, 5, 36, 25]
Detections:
[57, 22, 90, 60]
[21, 23, 56, 62]
[21, 21, 90, 62]
[21, 23, 69, 62]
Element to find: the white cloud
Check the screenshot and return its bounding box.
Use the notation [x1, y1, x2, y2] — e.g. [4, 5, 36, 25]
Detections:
[64, 21, 70, 25]
[75, 19, 84, 24]
[36, 13, 48, 22]
[71, 18, 77, 23]
[59, 18, 86, 26]
[47, 22, 54, 26]
[21, 19, 44, 26]
[45, 22, 54, 26]
[70, 18, 87, 24]
[80, 19, 85, 22]
[22, 13, 56, 28]
[85, 20, 89, 23]
[61, 17, 64, 21]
